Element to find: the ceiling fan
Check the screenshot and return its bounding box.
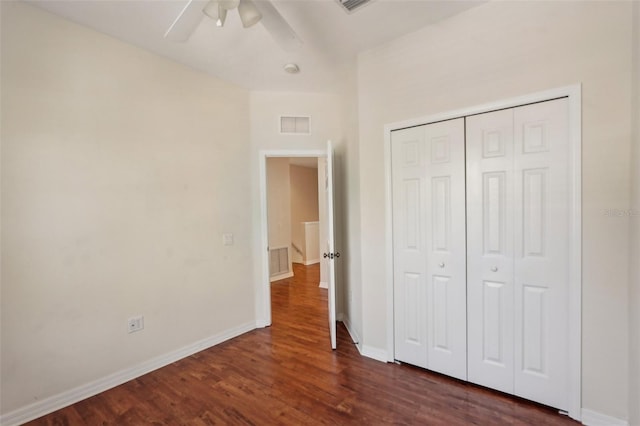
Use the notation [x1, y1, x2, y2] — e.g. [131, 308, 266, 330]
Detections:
[164, 0, 302, 51]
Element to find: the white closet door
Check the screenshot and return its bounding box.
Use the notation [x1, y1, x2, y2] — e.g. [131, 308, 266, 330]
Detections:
[467, 99, 570, 411]
[513, 99, 570, 410]
[392, 126, 428, 368]
[423, 119, 467, 380]
[466, 109, 516, 394]
[392, 119, 466, 380]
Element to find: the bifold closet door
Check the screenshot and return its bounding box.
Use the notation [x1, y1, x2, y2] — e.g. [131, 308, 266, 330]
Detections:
[466, 98, 570, 410]
[391, 119, 467, 380]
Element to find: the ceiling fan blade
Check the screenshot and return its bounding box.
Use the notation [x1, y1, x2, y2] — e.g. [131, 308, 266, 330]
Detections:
[164, 0, 209, 42]
[252, 1, 302, 51]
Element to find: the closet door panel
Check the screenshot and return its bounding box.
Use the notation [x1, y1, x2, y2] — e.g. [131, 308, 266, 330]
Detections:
[513, 99, 570, 410]
[466, 109, 515, 394]
[392, 126, 428, 368]
[424, 119, 467, 380]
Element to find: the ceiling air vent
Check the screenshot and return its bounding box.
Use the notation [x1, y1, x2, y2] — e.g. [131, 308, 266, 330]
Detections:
[280, 116, 310, 134]
[336, 0, 372, 13]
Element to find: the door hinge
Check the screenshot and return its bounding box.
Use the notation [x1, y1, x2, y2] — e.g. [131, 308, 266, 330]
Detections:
[323, 252, 341, 260]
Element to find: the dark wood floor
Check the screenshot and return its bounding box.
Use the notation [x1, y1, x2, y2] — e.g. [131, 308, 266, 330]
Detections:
[27, 263, 578, 425]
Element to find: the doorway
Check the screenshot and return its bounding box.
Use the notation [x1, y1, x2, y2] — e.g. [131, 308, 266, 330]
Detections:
[258, 145, 338, 349]
[265, 156, 322, 284]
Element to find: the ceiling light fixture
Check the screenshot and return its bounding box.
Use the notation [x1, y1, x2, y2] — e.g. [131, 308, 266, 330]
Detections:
[284, 63, 300, 74]
[203, 1, 227, 27]
[202, 0, 261, 29]
[238, 0, 262, 28]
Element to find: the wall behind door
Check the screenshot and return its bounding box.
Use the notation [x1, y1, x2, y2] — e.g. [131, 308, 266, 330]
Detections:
[357, 1, 634, 421]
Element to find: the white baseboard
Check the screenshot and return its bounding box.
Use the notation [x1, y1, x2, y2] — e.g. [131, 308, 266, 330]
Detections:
[581, 408, 628, 426]
[338, 315, 385, 364]
[0, 321, 256, 426]
[318, 281, 328, 289]
[303, 259, 320, 265]
[270, 271, 293, 282]
[255, 319, 270, 328]
[340, 315, 360, 346]
[361, 345, 388, 363]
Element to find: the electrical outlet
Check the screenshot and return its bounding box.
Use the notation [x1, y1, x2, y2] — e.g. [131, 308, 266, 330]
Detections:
[128, 315, 144, 333]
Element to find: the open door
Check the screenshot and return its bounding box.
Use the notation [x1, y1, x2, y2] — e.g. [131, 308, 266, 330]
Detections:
[325, 141, 337, 350]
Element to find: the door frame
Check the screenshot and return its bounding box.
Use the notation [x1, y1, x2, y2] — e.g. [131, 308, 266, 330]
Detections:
[383, 84, 582, 421]
[258, 149, 326, 327]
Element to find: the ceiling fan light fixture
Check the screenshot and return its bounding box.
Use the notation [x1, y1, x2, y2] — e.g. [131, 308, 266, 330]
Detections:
[203, 1, 227, 27]
[216, 7, 227, 27]
[238, 0, 262, 28]
[219, 0, 240, 10]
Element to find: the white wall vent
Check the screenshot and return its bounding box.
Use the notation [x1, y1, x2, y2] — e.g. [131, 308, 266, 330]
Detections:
[280, 116, 310, 134]
[269, 246, 290, 277]
[336, 0, 372, 13]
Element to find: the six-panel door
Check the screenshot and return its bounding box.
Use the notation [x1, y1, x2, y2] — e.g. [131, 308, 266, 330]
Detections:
[391, 118, 467, 380]
[392, 98, 570, 411]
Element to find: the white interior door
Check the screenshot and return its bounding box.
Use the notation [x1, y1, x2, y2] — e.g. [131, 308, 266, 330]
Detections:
[513, 99, 570, 409]
[466, 98, 570, 410]
[466, 108, 516, 394]
[325, 140, 337, 350]
[392, 126, 428, 367]
[392, 119, 467, 379]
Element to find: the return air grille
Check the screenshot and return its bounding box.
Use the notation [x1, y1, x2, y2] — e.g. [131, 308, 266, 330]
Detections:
[336, 0, 372, 13]
[280, 116, 310, 134]
[270, 247, 290, 277]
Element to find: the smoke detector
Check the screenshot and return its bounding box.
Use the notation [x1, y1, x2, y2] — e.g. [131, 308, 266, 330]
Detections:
[283, 63, 300, 74]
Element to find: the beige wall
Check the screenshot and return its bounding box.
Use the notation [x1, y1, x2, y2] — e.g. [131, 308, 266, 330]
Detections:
[1, 1, 253, 415]
[630, 3, 640, 425]
[357, 1, 633, 420]
[266, 158, 292, 269]
[290, 164, 319, 261]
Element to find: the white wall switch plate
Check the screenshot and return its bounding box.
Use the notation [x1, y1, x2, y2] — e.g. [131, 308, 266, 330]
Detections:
[222, 233, 234, 246]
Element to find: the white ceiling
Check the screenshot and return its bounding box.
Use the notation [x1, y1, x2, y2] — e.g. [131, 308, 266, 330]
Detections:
[28, 0, 484, 92]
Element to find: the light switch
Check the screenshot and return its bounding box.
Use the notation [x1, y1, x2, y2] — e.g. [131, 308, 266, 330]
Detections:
[222, 233, 234, 246]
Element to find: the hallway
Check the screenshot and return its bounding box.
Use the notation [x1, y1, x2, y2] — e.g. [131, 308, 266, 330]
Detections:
[28, 263, 577, 425]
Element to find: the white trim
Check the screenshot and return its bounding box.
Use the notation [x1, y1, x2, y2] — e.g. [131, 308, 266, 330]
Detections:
[0, 321, 256, 426]
[383, 84, 582, 420]
[581, 409, 628, 426]
[384, 117, 395, 362]
[303, 258, 320, 265]
[319, 281, 328, 289]
[255, 319, 270, 328]
[258, 149, 326, 327]
[567, 84, 583, 422]
[269, 271, 293, 282]
[361, 346, 389, 363]
[341, 315, 360, 346]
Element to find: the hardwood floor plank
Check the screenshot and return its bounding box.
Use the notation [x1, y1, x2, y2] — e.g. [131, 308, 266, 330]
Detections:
[26, 263, 578, 425]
